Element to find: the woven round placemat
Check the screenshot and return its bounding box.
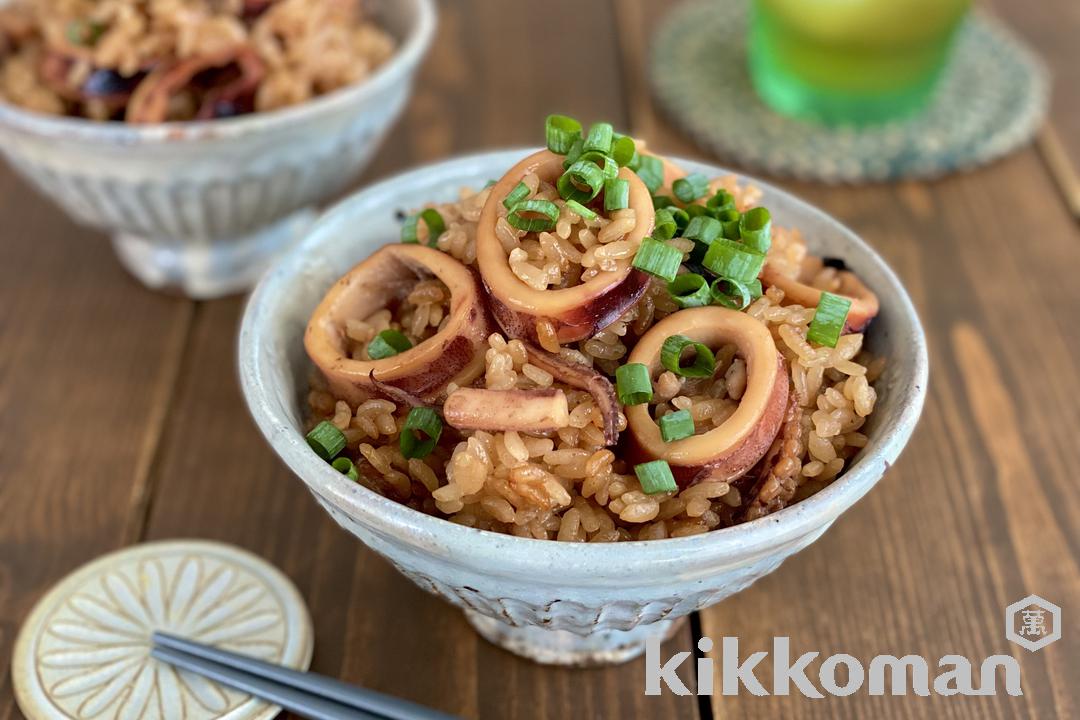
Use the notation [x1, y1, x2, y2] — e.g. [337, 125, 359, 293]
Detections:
[650, 0, 1049, 182]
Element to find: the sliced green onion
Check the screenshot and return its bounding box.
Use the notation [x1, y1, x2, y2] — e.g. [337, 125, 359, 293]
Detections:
[717, 208, 741, 239]
[604, 178, 630, 211]
[659, 409, 695, 442]
[401, 208, 446, 246]
[652, 195, 676, 210]
[635, 460, 678, 495]
[702, 239, 766, 283]
[668, 273, 711, 308]
[706, 189, 736, 212]
[671, 207, 690, 232]
[683, 216, 722, 245]
[545, 114, 582, 155]
[563, 137, 585, 168]
[507, 198, 560, 232]
[635, 155, 664, 194]
[67, 19, 106, 46]
[502, 181, 531, 209]
[684, 204, 711, 220]
[747, 278, 763, 299]
[710, 277, 753, 310]
[557, 160, 605, 203]
[672, 173, 709, 204]
[332, 456, 360, 481]
[660, 334, 716, 378]
[367, 329, 413, 360]
[739, 207, 772, 253]
[653, 208, 677, 241]
[564, 199, 598, 222]
[583, 122, 614, 154]
[807, 291, 852, 348]
[400, 407, 442, 459]
[611, 134, 637, 167]
[306, 420, 346, 461]
[632, 238, 683, 282]
[615, 363, 653, 406]
[580, 151, 619, 180]
[501, 181, 531, 209]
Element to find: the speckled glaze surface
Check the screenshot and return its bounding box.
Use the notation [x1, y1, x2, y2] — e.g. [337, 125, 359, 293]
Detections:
[238, 150, 929, 666]
[0, 0, 435, 298]
[11, 540, 313, 719]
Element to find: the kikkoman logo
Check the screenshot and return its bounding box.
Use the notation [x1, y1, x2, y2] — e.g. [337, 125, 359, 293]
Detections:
[645, 594, 1061, 698]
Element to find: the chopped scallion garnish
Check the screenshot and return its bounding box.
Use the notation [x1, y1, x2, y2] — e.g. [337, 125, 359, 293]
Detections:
[683, 216, 722, 245]
[706, 189, 736, 212]
[545, 114, 582, 155]
[564, 199, 598, 222]
[503, 181, 530, 209]
[710, 277, 753, 310]
[306, 420, 346, 461]
[400, 407, 443, 459]
[632, 238, 683, 282]
[615, 363, 653, 405]
[507, 198, 560, 232]
[635, 155, 664, 194]
[739, 207, 772, 253]
[668, 273, 711, 308]
[580, 151, 619, 181]
[401, 208, 446, 246]
[659, 409, 695, 442]
[563, 136, 585, 168]
[653, 208, 677, 241]
[807, 291, 852, 348]
[717, 208, 741, 239]
[660, 334, 716, 378]
[635, 460, 678, 495]
[702, 239, 766, 284]
[331, 456, 360, 481]
[367, 329, 413, 360]
[604, 178, 630, 211]
[672, 173, 709, 204]
[583, 122, 614, 155]
[652, 195, 676, 210]
[557, 160, 605, 203]
[611, 134, 638, 167]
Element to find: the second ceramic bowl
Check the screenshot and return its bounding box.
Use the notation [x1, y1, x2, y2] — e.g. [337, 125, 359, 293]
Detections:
[0, 0, 435, 298]
[239, 150, 928, 666]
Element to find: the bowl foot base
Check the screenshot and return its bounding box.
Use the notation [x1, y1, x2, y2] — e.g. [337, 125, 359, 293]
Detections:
[111, 209, 317, 298]
[464, 610, 686, 667]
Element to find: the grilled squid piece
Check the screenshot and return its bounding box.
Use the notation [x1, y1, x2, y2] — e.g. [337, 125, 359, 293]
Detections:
[522, 344, 621, 445]
[476, 150, 654, 344]
[626, 307, 790, 486]
[761, 258, 879, 332]
[305, 244, 494, 406]
[444, 388, 570, 434]
[126, 46, 265, 122]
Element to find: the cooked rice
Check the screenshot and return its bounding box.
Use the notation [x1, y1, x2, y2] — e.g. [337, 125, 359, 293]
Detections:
[307, 177, 883, 541]
[0, 0, 395, 120]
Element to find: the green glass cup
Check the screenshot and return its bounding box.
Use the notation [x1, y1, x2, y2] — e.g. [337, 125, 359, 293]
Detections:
[749, 0, 971, 126]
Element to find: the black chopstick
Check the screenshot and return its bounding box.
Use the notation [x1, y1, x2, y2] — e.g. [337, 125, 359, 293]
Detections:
[151, 632, 459, 720]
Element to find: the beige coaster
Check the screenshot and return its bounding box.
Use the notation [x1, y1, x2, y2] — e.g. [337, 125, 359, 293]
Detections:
[12, 540, 313, 720]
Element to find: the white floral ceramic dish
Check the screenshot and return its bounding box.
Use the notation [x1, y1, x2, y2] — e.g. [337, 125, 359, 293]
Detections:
[0, 0, 435, 298]
[238, 150, 928, 666]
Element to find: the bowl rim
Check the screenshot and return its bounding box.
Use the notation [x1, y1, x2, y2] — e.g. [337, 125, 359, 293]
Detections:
[239, 148, 929, 575]
[0, 0, 436, 143]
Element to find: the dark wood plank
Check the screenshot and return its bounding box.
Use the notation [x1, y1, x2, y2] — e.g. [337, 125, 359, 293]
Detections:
[0, 164, 193, 716]
[140, 1, 701, 718]
[985, 0, 1080, 216]
[616, 1, 1079, 717]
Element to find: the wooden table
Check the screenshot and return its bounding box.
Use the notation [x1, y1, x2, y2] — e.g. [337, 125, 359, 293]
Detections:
[1, 1, 1077, 718]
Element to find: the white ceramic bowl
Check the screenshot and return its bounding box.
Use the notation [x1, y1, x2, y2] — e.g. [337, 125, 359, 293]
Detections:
[239, 150, 929, 666]
[0, 0, 435, 298]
